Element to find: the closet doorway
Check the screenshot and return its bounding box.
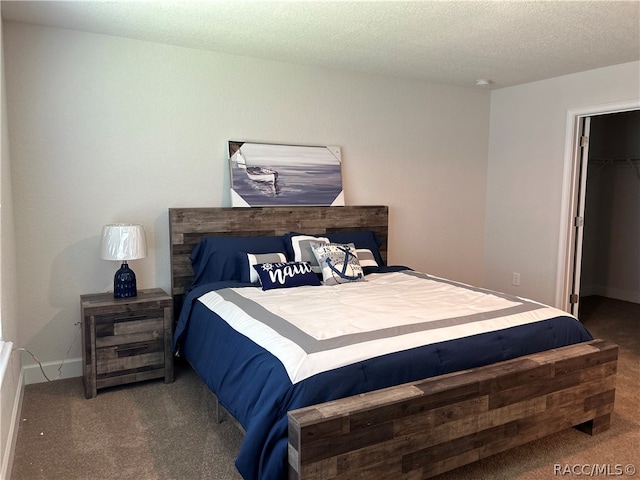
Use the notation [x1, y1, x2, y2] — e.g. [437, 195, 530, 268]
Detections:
[565, 108, 640, 316]
[579, 110, 640, 314]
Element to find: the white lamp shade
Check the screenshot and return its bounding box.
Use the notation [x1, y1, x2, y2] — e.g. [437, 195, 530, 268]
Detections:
[101, 224, 147, 261]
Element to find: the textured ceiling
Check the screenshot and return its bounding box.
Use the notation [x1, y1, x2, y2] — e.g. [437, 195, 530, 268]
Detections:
[2, 1, 639, 89]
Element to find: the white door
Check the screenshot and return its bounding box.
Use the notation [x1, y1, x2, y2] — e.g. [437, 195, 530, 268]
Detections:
[569, 116, 591, 315]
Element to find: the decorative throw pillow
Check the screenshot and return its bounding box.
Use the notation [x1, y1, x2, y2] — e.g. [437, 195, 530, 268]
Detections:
[246, 253, 287, 284]
[289, 235, 329, 273]
[253, 262, 321, 290]
[325, 231, 385, 266]
[311, 242, 365, 286]
[355, 248, 379, 268]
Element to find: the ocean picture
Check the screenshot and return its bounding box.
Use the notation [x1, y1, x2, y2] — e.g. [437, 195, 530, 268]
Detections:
[229, 141, 344, 207]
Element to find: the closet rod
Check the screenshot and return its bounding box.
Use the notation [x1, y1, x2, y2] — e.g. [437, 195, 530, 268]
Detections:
[588, 157, 640, 162]
[588, 158, 640, 179]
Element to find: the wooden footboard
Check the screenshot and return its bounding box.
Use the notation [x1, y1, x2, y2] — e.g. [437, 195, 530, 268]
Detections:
[288, 339, 617, 479]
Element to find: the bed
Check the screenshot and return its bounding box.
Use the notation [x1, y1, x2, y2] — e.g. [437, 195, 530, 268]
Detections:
[169, 206, 617, 480]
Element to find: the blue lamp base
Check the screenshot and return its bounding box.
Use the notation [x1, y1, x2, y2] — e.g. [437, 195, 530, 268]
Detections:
[113, 262, 137, 298]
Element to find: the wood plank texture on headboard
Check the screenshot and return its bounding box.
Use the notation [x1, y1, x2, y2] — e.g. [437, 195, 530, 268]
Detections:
[169, 206, 388, 317]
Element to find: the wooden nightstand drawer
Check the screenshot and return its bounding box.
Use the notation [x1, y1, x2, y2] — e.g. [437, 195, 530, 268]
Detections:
[96, 339, 164, 369]
[95, 311, 164, 338]
[95, 319, 164, 348]
[81, 288, 173, 398]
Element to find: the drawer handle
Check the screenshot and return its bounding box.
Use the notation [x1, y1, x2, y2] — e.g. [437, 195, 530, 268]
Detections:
[114, 314, 148, 322]
[116, 343, 149, 352]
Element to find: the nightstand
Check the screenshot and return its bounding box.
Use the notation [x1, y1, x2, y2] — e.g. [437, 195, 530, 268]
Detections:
[80, 288, 173, 399]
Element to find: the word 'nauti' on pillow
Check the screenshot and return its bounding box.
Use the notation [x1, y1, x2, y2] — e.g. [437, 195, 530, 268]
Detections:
[253, 262, 321, 290]
[311, 242, 365, 286]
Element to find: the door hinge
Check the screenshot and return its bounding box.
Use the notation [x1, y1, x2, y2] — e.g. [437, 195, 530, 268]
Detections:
[574, 216, 584, 227]
[580, 136, 589, 147]
[569, 293, 579, 304]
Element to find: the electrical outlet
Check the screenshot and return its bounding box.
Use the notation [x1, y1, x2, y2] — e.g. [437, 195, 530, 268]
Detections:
[512, 272, 521, 286]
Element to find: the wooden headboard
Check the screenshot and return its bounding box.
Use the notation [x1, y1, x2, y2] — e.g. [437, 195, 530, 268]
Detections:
[168, 206, 388, 319]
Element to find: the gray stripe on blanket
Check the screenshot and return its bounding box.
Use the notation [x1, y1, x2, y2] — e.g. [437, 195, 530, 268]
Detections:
[214, 273, 546, 354]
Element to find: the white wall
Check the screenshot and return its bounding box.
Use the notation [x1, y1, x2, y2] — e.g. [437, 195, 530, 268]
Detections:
[3, 22, 490, 381]
[1, 16, 22, 479]
[485, 61, 640, 307]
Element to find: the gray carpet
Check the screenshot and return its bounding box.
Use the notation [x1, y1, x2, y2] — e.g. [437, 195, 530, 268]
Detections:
[10, 296, 639, 480]
[11, 364, 244, 480]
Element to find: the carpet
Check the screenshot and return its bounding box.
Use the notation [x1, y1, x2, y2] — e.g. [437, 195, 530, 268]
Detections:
[10, 296, 638, 480]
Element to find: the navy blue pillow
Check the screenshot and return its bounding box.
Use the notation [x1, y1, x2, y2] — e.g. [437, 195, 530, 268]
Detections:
[189, 235, 288, 287]
[253, 262, 321, 290]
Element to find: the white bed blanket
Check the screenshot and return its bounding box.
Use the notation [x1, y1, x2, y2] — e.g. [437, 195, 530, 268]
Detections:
[198, 271, 575, 383]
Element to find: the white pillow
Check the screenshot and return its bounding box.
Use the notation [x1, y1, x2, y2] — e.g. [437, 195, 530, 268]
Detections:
[290, 235, 329, 273]
[355, 248, 379, 267]
[311, 242, 365, 286]
[247, 253, 287, 283]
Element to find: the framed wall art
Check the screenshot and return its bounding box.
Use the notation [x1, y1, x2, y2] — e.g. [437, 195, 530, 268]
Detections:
[228, 141, 344, 207]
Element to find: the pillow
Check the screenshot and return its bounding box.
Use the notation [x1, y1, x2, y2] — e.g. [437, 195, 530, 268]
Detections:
[189, 235, 288, 287]
[325, 231, 385, 266]
[287, 234, 329, 273]
[285, 231, 384, 266]
[246, 253, 287, 283]
[253, 262, 321, 290]
[355, 248, 379, 268]
[311, 242, 365, 286]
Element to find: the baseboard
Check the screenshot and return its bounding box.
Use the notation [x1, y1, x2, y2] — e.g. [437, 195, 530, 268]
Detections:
[0, 342, 12, 390]
[1, 366, 24, 480]
[581, 285, 640, 304]
[22, 357, 82, 385]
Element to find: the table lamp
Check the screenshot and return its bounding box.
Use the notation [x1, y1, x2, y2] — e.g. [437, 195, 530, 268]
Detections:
[101, 223, 147, 298]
